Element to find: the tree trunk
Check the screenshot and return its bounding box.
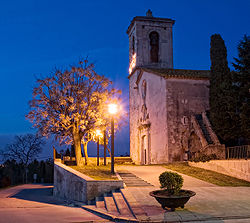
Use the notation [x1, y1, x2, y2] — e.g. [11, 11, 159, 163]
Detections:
[73, 126, 83, 167]
[83, 142, 89, 165]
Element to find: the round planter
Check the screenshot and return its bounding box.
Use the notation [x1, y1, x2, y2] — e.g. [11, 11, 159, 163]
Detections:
[149, 189, 196, 211]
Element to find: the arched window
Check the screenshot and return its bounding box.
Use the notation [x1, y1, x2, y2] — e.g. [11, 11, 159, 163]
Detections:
[132, 36, 135, 55]
[149, 31, 159, 63]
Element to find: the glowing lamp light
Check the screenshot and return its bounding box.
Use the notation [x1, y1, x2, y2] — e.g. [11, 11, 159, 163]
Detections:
[129, 53, 136, 74]
[108, 103, 118, 115]
[95, 129, 102, 137]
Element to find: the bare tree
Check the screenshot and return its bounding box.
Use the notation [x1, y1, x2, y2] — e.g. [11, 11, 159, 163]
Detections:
[0, 134, 44, 183]
[1, 134, 44, 166]
[26, 60, 121, 166]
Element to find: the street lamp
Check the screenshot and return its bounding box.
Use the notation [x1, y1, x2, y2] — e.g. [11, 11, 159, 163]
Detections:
[95, 129, 102, 166]
[103, 130, 107, 166]
[108, 103, 118, 174]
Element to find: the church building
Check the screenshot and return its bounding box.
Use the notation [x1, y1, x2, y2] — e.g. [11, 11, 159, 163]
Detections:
[127, 10, 224, 164]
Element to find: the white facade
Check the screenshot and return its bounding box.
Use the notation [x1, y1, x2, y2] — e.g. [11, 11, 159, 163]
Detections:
[128, 11, 214, 164]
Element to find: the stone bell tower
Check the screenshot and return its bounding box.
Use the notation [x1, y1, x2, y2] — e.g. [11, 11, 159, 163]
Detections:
[127, 9, 175, 72]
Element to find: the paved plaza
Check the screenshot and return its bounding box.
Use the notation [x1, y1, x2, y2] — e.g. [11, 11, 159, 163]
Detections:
[116, 165, 250, 222]
[0, 166, 250, 222]
[0, 184, 106, 223]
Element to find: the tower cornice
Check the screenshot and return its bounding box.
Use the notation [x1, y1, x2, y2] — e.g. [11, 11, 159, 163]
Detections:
[127, 16, 175, 34]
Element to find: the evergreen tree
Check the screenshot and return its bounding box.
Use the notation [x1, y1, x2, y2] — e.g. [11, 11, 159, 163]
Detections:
[232, 35, 250, 142]
[209, 34, 238, 144]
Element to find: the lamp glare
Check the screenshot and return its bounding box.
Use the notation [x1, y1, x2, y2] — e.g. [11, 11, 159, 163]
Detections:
[108, 104, 118, 115]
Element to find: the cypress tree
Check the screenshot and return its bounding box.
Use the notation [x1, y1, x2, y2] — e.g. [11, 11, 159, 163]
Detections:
[232, 35, 250, 142]
[209, 34, 238, 144]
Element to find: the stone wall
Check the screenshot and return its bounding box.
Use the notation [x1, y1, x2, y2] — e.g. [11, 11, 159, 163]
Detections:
[189, 160, 250, 182]
[53, 161, 124, 202]
[166, 78, 210, 162]
[189, 114, 225, 159]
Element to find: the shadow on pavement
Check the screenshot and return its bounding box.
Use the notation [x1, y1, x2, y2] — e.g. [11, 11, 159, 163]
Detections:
[10, 185, 68, 206]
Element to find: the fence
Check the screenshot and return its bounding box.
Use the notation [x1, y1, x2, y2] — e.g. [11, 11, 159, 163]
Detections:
[225, 145, 250, 159]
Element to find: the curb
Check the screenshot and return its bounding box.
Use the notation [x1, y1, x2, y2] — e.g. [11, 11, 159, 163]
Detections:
[81, 205, 139, 222]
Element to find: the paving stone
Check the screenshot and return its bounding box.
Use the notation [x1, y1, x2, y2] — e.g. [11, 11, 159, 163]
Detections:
[115, 165, 250, 223]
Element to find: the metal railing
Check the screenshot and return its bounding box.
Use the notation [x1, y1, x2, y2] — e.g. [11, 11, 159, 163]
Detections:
[225, 145, 250, 159]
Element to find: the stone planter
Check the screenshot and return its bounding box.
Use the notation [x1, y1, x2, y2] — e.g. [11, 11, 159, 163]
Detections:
[149, 189, 196, 211]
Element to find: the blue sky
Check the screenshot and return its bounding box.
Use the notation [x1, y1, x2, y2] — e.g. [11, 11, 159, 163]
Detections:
[0, 0, 249, 158]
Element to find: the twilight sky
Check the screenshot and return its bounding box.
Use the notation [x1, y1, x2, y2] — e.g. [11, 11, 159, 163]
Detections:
[0, 0, 249, 158]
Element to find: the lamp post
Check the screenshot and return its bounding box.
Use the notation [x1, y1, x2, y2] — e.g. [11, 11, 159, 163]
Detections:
[95, 129, 102, 166]
[108, 103, 118, 174]
[103, 130, 107, 166]
[97, 137, 99, 166]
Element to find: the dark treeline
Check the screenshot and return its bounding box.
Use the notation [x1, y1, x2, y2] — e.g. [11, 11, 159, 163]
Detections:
[210, 34, 250, 146]
[0, 159, 53, 188]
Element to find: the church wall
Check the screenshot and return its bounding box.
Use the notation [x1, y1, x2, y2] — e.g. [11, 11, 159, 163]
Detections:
[142, 72, 169, 164]
[165, 78, 210, 162]
[129, 70, 141, 164]
[129, 70, 169, 164]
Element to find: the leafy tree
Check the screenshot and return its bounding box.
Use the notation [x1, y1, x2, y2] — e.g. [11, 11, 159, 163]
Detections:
[232, 35, 250, 142]
[27, 60, 121, 166]
[209, 34, 238, 143]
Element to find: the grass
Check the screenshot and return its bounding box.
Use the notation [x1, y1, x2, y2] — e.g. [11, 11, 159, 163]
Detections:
[163, 162, 250, 187]
[70, 164, 118, 181]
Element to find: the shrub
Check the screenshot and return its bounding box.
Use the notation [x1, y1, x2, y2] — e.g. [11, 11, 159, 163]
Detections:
[159, 171, 183, 195]
[190, 153, 218, 162]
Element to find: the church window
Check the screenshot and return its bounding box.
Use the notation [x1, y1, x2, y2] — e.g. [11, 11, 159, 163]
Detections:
[181, 116, 188, 125]
[141, 80, 147, 101]
[149, 31, 159, 63]
[132, 36, 135, 55]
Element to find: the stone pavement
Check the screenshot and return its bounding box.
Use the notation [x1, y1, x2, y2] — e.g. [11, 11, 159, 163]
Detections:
[0, 184, 107, 223]
[116, 165, 250, 222]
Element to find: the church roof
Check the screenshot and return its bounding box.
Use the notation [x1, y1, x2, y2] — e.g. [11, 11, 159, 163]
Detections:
[131, 67, 210, 80]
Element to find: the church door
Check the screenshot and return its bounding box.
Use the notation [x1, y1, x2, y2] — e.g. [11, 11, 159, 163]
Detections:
[141, 135, 147, 164]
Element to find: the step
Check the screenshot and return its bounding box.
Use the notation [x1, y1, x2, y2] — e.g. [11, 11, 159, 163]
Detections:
[104, 196, 119, 215]
[125, 185, 153, 187]
[96, 200, 105, 210]
[124, 181, 151, 184]
[121, 178, 147, 182]
[195, 115, 214, 144]
[121, 188, 149, 222]
[113, 192, 134, 218]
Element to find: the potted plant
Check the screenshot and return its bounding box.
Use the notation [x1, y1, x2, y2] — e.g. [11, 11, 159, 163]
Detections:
[149, 171, 196, 211]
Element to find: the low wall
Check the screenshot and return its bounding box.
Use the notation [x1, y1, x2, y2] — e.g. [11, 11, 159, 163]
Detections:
[53, 161, 124, 202]
[189, 160, 250, 182]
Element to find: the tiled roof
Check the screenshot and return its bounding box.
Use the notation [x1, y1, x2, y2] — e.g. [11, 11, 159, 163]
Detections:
[140, 67, 210, 79]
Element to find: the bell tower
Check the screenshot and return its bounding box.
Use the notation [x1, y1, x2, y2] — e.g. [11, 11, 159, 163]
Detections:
[127, 10, 175, 73]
